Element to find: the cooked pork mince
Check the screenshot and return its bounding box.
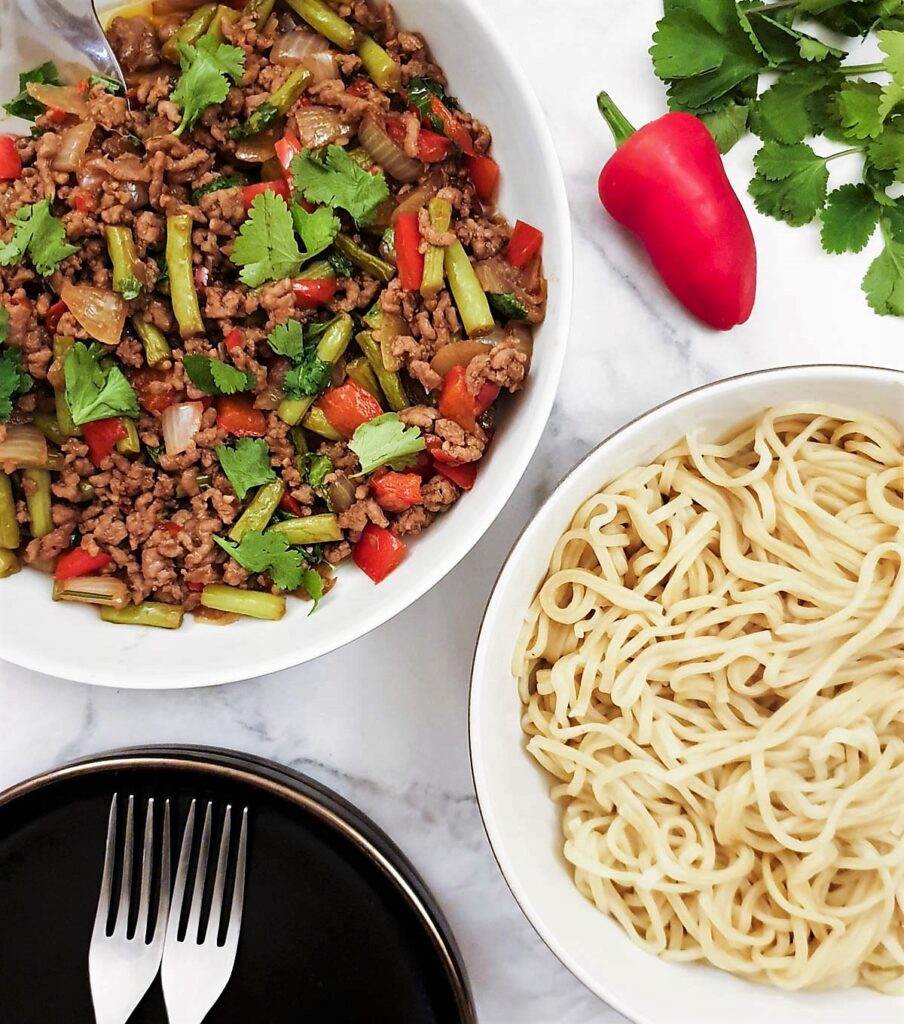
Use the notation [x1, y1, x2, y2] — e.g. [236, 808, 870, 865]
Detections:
[0, 0, 547, 626]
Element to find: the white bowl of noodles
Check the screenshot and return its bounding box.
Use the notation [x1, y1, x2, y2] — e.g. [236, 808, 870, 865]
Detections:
[470, 364, 904, 1024]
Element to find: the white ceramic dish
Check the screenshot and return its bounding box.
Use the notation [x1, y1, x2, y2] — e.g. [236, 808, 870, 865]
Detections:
[470, 365, 904, 1024]
[0, 0, 573, 688]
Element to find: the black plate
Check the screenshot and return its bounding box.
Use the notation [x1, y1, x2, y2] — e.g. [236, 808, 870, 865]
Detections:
[0, 746, 474, 1024]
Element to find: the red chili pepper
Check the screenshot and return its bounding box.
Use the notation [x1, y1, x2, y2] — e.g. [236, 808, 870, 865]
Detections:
[353, 522, 406, 583]
[72, 187, 97, 213]
[54, 547, 112, 581]
[596, 92, 756, 332]
[76, 78, 90, 95]
[187, 580, 204, 592]
[165, 522, 182, 537]
[434, 459, 477, 491]
[292, 277, 337, 309]
[224, 327, 243, 350]
[438, 365, 499, 435]
[279, 493, 304, 516]
[45, 107, 69, 125]
[0, 136, 22, 180]
[242, 179, 291, 210]
[386, 119, 451, 163]
[370, 471, 423, 513]
[466, 154, 500, 202]
[274, 130, 302, 183]
[216, 394, 267, 437]
[505, 220, 544, 270]
[83, 417, 127, 466]
[130, 368, 178, 415]
[394, 212, 424, 292]
[345, 79, 369, 99]
[44, 299, 68, 333]
[317, 380, 383, 438]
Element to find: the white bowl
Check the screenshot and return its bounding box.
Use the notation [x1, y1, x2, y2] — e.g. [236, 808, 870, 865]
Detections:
[0, 0, 573, 688]
[470, 365, 904, 1024]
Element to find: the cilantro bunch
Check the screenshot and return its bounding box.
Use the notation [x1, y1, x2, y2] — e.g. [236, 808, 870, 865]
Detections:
[651, 0, 904, 314]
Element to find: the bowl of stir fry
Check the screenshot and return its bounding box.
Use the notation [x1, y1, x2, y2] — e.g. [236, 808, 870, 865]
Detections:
[0, 0, 572, 686]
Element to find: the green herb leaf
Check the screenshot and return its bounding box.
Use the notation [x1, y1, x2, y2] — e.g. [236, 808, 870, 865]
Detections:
[191, 174, 247, 204]
[702, 99, 750, 152]
[229, 101, 278, 140]
[116, 276, 143, 301]
[231, 190, 303, 287]
[171, 36, 245, 137]
[835, 81, 885, 140]
[88, 74, 123, 95]
[63, 342, 139, 426]
[0, 347, 33, 423]
[284, 352, 331, 400]
[183, 354, 255, 396]
[752, 68, 833, 144]
[326, 247, 356, 278]
[406, 76, 460, 131]
[214, 529, 307, 592]
[0, 306, 9, 344]
[291, 204, 341, 263]
[301, 451, 332, 489]
[2, 61, 62, 121]
[266, 319, 305, 362]
[488, 292, 530, 321]
[349, 413, 425, 475]
[749, 141, 830, 225]
[0, 199, 79, 276]
[215, 437, 275, 499]
[821, 184, 881, 254]
[863, 217, 904, 314]
[867, 124, 904, 178]
[291, 145, 390, 225]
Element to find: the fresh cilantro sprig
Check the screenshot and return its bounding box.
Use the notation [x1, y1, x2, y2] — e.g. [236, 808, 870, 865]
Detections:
[0, 200, 79, 276]
[216, 437, 275, 499]
[2, 61, 62, 121]
[183, 354, 255, 395]
[349, 413, 425, 475]
[291, 145, 389, 225]
[214, 528, 324, 605]
[231, 191, 303, 287]
[0, 348, 33, 423]
[63, 342, 139, 426]
[171, 36, 245, 137]
[301, 452, 332, 489]
[266, 320, 331, 400]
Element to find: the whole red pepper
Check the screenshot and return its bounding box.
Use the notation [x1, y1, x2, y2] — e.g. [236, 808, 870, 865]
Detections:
[596, 93, 756, 332]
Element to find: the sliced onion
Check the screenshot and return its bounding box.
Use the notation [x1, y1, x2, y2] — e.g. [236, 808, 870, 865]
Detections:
[27, 82, 89, 118]
[60, 282, 127, 347]
[373, 309, 405, 372]
[0, 424, 48, 469]
[391, 167, 445, 222]
[193, 606, 241, 625]
[52, 121, 96, 173]
[359, 115, 423, 184]
[294, 106, 353, 149]
[52, 575, 129, 609]
[430, 341, 493, 378]
[474, 256, 548, 325]
[272, 28, 340, 83]
[234, 128, 280, 164]
[326, 474, 357, 513]
[255, 358, 289, 410]
[162, 401, 203, 456]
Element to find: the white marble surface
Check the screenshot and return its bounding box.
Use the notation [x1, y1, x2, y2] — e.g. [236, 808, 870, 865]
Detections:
[2, 2, 903, 1022]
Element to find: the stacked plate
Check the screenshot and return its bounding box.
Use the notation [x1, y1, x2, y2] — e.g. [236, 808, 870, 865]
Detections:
[0, 746, 474, 1023]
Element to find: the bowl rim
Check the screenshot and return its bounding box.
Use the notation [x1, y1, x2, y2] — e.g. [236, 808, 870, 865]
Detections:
[468, 362, 904, 1022]
[0, 0, 574, 689]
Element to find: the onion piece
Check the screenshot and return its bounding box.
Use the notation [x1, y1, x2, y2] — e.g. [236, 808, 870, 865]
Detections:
[52, 575, 129, 609]
[27, 82, 89, 118]
[358, 115, 423, 184]
[430, 341, 493, 378]
[60, 282, 127, 347]
[193, 606, 241, 625]
[234, 128, 280, 164]
[326, 474, 357, 513]
[391, 167, 445, 223]
[0, 424, 48, 468]
[372, 309, 405, 372]
[162, 401, 203, 456]
[255, 358, 289, 410]
[52, 121, 96, 173]
[474, 255, 548, 325]
[294, 106, 353, 149]
[272, 28, 340, 83]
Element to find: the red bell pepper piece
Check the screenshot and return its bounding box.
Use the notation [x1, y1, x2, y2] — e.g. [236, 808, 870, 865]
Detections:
[216, 395, 267, 437]
[292, 277, 337, 309]
[505, 220, 544, 270]
[44, 299, 68, 333]
[54, 547, 112, 581]
[353, 522, 406, 583]
[0, 136, 22, 180]
[466, 154, 500, 202]
[317, 380, 383, 439]
[386, 119, 451, 163]
[407, 449, 434, 479]
[434, 459, 477, 491]
[370, 471, 422, 513]
[45, 107, 69, 125]
[280, 492, 304, 516]
[424, 434, 463, 467]
[130, 368, 178, 415]
[165, 522, 182, 537]
[274, 130, 303, 183]
[596, 92, 756, 331]
[83, 417, 127, 466]
[72, 187, 97, 213]
[242, 179, 291, 210]
[438, 365, 499, 435]
[418, 95, 474, 156]
[345, 79, 369, 99]
[394, 212, 424, 292]
[224, 327, 243, 350]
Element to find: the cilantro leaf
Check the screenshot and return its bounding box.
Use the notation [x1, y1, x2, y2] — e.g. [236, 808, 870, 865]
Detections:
[291, 145, 389, 225]
[0, 347, 33, 423]
[326, 247, 356, 278]
[213, 529, 307, 592]
[116, 276, 143, 301]
[752, 69, 833, 144]
[406, 76, 460, 131]
[171, 36, 245, 138]
[701, 100, 750, 152]
[183, 354, 255, 396]
[215, 437, 275, 499]
[284, 352, 331, 399]
[300, 567, 324, 611]
[88, 74, 123, 95]
[231, 191, 303, 287]
[3, 61, 61, 121]
[229, 101, 279, 140]
[0, 200, 78, 276]
[191, 174, 247, 205]
[488, 292, 530, 321]
[821, 184, 881, 254]
[749, 141, 829, 225]
[867, 123, 904, 177]
[63, 342, 139, 426]
[291, 204, 341, 262]
[301, 452, 332, 489]
[349, 413, 425, 475]
[0, 306, 9, 344]
[863, 217, 904, 314]
[266, 320, 305, 362]
[834, 81, 885, 140]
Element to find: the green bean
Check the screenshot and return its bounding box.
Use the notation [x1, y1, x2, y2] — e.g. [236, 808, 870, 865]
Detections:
[0, 549, 20, 579]
[206, 4, 241, 41]
[357, 331, 408, 412]
[162, 3, 217, 64]
[290, 425, 309, 456]
[132, 316, 171, 367]
[166, 214, 204, 338]
[0, 472, 19, 549]
[269, 513, 343, 544]
[345, 356, 382, 400]
[333, 234, 396, 284]
[242, 0, 276, 32]
[229, 479, 285, 541]
[420, 197, 453, 300]
[356, 35, 401, 92]
[52, 336, 79, 437]
[105, 226, 143, 300]
[23, 468, 52, 539]
[100, 601, 185, 629]
[285, 0, 358, 50]
[444, 239, 495, 337]
[278, 313, 354, 425]
[295, 259, 336, 281]
[32, 411, 68, 447]
[201, 584, 286, 620]
[302, 405, 343, 441]
[116, 418, 141, 455]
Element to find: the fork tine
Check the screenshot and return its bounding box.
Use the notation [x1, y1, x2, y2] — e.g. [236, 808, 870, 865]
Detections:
[133, 799, 155, 942]
[165, 799, 196, 947]
[114, 795, 135, 936]
[224, 808, 248, 952]
[155, 799, 171, 938]
[185, 802, 213, 943]
[92, 794, 118, 938]
[205, 806, 232, 944]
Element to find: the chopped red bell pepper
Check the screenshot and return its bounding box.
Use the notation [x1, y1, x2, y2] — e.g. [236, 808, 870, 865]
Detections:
[370, 471, 422, 513]
[353, 522, 406, 583]
[44, 299, 68, 333]
[407, 449, 434, 479]
[434, 459, 478, 491]
[164, 521, 182, 537]
[131, 368, 178, 415]
[394, 212, 424, 292]
[424, 434, 463, 466]
[438, 365, 499, 434]
[83, 417, 127, 466]
[224, 327, 243, 350]
[72, 187, 97, 213]
[216, 394, 267, 437]
[54, 547, 112, 581]
[417, 94, 474, 156]
[187, 580, 204, 592]
[386, 119, 451, 163]
[280, 493, 304, 516]
[505, 220, 544, 270]
[274, 130, 302, 183]
[242, 179, 291, 210]
[345, 79, 370, 99]
[317, 380, 383, 439]
[292, 277, 337, 309]
[0, 136, 22, 180]
[466, 154, 500, 202]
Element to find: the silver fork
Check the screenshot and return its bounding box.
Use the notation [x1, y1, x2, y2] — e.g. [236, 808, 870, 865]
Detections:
[89, 795, 171, 1024]
[161, 801, 249, 1024]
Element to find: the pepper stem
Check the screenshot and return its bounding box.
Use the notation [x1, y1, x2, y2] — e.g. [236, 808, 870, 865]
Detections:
[597, 92, 636, 148]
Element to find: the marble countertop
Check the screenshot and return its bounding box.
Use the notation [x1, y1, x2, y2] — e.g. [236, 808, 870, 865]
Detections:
[2, 2, 903, 1022]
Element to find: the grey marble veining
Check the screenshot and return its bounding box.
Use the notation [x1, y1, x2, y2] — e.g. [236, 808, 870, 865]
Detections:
[2, 2, 903, 1022]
